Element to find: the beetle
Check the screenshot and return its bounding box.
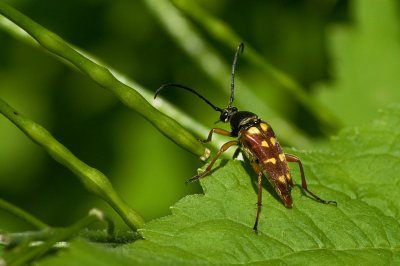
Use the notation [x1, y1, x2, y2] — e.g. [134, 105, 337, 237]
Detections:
[155, 43, 336, 232]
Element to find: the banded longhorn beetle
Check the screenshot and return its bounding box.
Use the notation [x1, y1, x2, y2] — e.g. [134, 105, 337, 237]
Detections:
[155, 43, 336, 232]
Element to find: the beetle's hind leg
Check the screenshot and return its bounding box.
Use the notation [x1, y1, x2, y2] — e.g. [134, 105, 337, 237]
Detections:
[285, 154, 337, 206]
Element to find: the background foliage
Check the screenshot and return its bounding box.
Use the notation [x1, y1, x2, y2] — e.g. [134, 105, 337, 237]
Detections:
[1, 0, 399, 264]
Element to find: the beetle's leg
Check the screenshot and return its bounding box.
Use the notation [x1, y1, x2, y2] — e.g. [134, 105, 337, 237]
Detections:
[199, 128, 233, 143]
[285, 154, 337, 206]
[187, 140, 238, 183]
[232, 147, 241, 159]
[250, 162, 263, 234]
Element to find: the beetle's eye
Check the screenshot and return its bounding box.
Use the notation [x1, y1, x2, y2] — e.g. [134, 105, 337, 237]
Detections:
[219, 110, 228, 122]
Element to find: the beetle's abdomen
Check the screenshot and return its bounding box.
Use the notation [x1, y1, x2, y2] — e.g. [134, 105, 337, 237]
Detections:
[239, 121, 293, 207]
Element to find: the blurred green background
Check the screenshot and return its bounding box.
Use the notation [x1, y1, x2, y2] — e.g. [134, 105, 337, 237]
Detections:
[1, 0, 399, 231]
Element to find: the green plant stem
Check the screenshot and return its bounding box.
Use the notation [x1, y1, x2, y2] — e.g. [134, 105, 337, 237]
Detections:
[0, 198, 48, 230]
[143, 0, 313, 148]
[0, 2, 205, 158]
[0, 14, 212, 161]
[0, 98, 144, 231]
[2, 215, 139, 248]
[170, 0, 343, 134]
[5, 209, 112, 266]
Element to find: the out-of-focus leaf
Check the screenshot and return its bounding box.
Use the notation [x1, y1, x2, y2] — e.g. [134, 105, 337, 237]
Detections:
[317, 0, 400, 126]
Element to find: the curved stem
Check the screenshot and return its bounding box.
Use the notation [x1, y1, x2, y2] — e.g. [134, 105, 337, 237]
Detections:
[0, 198, 48, 230]
[4, 209, 113, 265]
[0, 2, 205, 158]
[0, 98, 145, 231]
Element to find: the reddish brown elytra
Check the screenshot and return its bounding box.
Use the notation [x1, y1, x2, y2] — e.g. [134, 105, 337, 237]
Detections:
[155, 43, 337, 233]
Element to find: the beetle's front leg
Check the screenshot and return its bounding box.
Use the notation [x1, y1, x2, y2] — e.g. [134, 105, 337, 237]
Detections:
[232, 147, 242, 159]
[187, 140, 239, 183]
[199, 128, 234, 143]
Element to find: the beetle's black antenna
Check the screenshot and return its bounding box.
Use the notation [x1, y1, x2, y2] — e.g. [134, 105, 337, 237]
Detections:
[228, 43, 244, 107]
[155, 83, 223, 113]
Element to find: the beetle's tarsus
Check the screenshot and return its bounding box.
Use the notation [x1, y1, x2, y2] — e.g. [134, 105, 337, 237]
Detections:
[186, 174, 202, 183]
[327, 200, 337, 206]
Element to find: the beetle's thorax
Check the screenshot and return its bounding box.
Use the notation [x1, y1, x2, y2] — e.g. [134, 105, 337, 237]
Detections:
[228, 110, 260, 135]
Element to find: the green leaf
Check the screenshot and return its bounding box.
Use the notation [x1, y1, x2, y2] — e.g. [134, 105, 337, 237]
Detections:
[36, 105, 400, 265]
[316, 0, 400, 126]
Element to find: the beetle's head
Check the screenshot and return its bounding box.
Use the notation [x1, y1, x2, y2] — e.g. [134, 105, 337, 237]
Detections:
[219, 106, 238, 123]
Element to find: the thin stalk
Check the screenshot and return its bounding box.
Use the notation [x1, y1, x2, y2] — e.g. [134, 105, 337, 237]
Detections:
[4, 209, 113, 266]
[0, 98, 145, 231]
[0, 198, 48, 230]
[0, 2, 205, 158]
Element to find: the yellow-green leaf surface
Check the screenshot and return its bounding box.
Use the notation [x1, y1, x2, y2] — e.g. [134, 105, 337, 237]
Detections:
[37, 106, 400, 265]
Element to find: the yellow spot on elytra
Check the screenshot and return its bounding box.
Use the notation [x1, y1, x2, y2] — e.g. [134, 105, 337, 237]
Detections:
[278, 175, 286, 184]
[270, 137, 277, 146]
[263, 157, 276, 164]
[248, 127, 261, 134]
[260, 123, 268, 131]
[261, 140, 269, 147]
[279, 153, 285, 161]
[286, 173, 292, 181]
